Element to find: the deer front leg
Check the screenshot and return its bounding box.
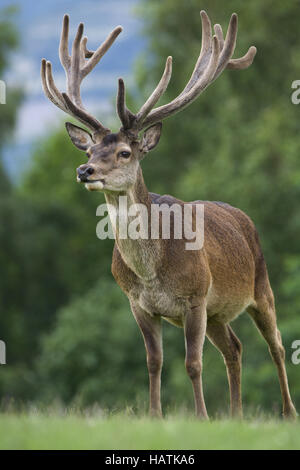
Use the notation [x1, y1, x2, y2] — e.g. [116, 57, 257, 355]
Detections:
[184, 299, 208, 420]
[130, 302, 163, 417]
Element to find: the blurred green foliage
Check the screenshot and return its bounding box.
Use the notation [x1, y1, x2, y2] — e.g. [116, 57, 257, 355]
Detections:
[1, 0, 300, 416]
[0, 6, 23, 148]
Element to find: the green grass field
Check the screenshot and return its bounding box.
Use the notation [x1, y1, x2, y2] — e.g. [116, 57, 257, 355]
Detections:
[0, 411, 299, 450]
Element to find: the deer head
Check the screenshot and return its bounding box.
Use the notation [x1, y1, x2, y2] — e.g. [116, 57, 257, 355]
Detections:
[41, 11, 256, 192]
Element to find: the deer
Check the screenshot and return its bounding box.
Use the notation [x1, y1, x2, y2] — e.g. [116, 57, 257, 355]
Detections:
[41, 10, 297, 420]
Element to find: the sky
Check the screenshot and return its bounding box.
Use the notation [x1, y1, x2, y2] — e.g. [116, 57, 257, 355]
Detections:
[1, 0, 144, 174]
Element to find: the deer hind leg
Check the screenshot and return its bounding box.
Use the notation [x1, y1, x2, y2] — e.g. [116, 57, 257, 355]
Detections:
[130, 302, 163, 418]
[247, 294, 297, 420]
[206, 319, 243, 418]
[184, 299, 208, 420]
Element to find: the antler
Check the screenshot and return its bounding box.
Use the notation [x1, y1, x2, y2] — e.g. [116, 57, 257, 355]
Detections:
[118, 11, 256, 132]
[41, 14, 122, 137]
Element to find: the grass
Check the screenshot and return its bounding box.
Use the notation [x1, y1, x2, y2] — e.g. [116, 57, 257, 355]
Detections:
[0, 409, 299, 449]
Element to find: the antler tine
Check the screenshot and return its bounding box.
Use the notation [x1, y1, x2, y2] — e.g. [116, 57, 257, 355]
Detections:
[214, 24, 224, 49]
[199, 10, 213, 61]
[81, 36, 94, 58]
[41, 59, 65, 111]
[227, 46, 257, 70]
[117, 78, 128, 128]
[117, 78, 136, 130]
[82, 26, 122, 78]
[213, 13, 238, 80]
[59, 14, 70, 69]
[45, 61, 67, 110]
[180, 10, 213, 96]
[68, 22, 84, 106]
[135, 56, 173, 125]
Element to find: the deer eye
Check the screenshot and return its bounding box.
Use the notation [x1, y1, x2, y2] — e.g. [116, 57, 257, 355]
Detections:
[119, 150, 131, 158]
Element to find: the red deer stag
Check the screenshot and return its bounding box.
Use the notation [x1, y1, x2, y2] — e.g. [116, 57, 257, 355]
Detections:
[41, 10, 297, 419]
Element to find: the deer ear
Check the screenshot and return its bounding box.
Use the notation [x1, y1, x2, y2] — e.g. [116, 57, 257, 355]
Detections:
[65, 122, 94, 151]
[139, 123, 162, 157]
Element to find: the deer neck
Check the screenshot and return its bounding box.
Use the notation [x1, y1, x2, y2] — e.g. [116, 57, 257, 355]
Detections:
[104, 166, 160, 281]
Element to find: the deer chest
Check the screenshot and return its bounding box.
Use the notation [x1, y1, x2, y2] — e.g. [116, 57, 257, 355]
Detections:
[132, 279, 189, 319]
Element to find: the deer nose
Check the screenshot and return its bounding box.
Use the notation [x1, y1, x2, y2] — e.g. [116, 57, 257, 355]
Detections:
[77, 164, 95, 181]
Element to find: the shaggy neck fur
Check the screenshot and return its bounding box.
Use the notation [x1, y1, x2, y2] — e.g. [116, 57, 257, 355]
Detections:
[104, 166, 161, 281]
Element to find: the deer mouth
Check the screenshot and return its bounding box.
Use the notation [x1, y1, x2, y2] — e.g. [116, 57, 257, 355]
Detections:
[77, 175, 105, 184]
[84, 179, 105, 191]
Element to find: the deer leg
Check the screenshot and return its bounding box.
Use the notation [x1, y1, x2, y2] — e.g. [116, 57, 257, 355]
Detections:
[247, 299, 297, 420]
[130, 302, 163, 417]
[184, 300, 208, 419]
[206, 319, 243, 418]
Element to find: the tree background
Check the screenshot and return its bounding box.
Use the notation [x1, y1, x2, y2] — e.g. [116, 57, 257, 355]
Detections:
[1, 0, 300, 416]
